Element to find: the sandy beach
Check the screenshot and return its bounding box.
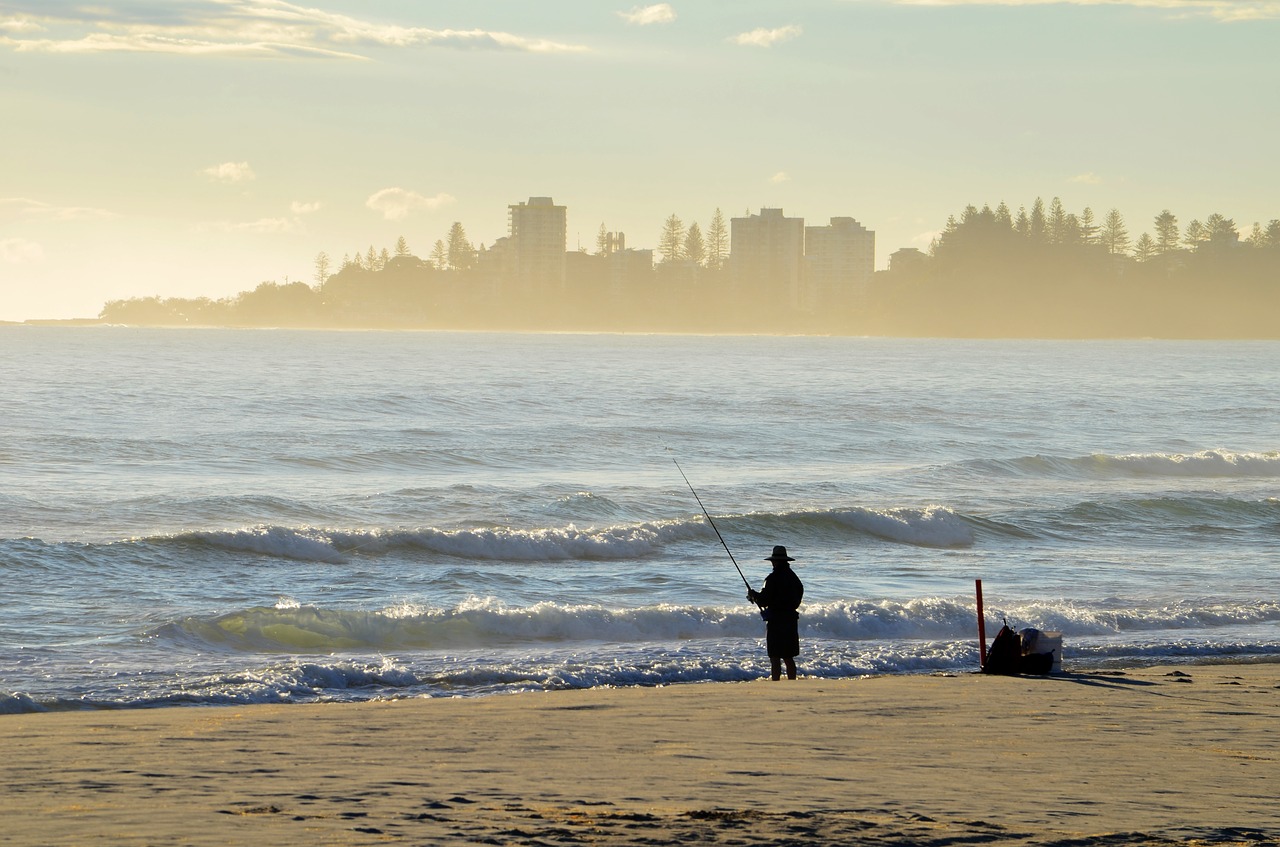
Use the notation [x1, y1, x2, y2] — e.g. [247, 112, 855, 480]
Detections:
[2, 663, 1277, 846]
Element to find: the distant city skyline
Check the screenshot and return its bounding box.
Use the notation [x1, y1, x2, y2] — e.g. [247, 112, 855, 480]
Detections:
[3, 1, 1277, 321]
[343, 197, 876, 318]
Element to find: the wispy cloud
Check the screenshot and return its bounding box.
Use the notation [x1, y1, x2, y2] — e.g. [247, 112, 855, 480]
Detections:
[198, 216, 302, 234]
[0, 197, 115, 223]
[0, 15, 43, 34]
[0, 1, 592, 59]
[619, 4, 677, 25]
[366, 188, 455, 221]
[0, 237, 44, 263]
[730, 25, 803, 47]
[196, 195, 323, 233]
[770, 171, 791, 184]
[201, 161, 256, 183]
[1070, 172, 1103, 184]
[887, 0, 1280, 22]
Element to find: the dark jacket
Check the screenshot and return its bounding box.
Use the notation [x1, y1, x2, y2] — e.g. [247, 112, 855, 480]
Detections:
[757, 564, 804, 620]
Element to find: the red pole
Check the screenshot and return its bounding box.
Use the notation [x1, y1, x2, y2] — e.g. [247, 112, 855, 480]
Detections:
[975, 579, 987, 668]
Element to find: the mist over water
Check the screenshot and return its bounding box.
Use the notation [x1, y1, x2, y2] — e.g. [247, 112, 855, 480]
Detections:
[2, 328, 1278, 711]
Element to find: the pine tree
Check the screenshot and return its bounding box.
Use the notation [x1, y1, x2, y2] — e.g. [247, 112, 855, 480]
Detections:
[366, 245, 378, 271]
[1204, 213, 1238, 246]
[314, 251, 331, 286]
[1246, 222, 1265, 247]
[446, 223, 474, 271]
[1014, 207, 1030, 238]
[1101, 209, 1130, 255]
[994, 201, 1012, 229]
[1048, 197, 1068, 245]
[394, 236, 410, 257]
[658, 214, 685, 263]
[1252, 220, 1280, 248]
[1184, 219, 1208, 251]
[1265, 220, 1280, 248]
[1154, 210, 1180, 254]
[596, 223, 610, 255]
[1133, 233, 1157, 262]
[684, 222, 706, 267]
[430, 240, 447, 270]
[932, 215, 960, 256]
[1029, 198, 1046, 242]
[1063, 213, 1082, 246]
[706, 208, 729, 270]
[1079, 207, 1099, 245]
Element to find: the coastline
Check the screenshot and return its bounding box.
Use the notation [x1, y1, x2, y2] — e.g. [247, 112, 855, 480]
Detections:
[4, 662, 1277, 846]
[6, 321, 1280, 340]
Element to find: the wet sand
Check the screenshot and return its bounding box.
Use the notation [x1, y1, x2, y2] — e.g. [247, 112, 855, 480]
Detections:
[2, 663, 1278, 846]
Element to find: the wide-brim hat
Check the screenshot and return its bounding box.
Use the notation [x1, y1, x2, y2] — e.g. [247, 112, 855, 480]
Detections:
[766, 545, 794, 562]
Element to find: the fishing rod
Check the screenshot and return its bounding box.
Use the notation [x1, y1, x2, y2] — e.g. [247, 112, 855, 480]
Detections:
[672, 458, 753, 595]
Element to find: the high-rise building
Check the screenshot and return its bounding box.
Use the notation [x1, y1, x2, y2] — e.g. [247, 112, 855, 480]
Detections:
[730, 208, 805, 311]
[610, 248, 653, 299]
[805, 217, 875, 309]
[508, 197, 567, 298]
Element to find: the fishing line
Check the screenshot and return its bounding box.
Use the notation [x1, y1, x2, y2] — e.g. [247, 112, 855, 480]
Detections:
[671, 457, 754, 595]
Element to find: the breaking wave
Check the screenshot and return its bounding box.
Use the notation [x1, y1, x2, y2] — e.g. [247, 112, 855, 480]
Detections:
[11, 492, 1274, 565]
[154, 596, 1280, 655]
[127, 505, 974, 564]
[956, 449, 1280, 480]
[9, 597, 1280, 712]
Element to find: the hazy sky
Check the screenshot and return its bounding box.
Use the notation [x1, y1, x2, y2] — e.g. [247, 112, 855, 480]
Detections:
[2, 0, 1278, 320]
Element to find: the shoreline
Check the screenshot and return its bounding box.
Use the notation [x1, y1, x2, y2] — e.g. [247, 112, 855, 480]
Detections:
[6, 321, 1280, 340]
[8, 654, 1280, 714]
[4, 663, 1277, 845]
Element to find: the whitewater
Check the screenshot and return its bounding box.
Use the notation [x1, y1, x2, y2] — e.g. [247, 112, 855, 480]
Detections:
[1, 328, 1277, 711]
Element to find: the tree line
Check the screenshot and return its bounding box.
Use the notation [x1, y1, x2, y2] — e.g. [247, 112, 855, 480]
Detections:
[99, 199, 1280, 337]
[867, 199, 1280, 337]
[647, 208, 730, 268]
[930, 198, 1278, 258]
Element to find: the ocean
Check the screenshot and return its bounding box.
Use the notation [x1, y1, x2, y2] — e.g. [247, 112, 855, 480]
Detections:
[2, 327, 1277, 711]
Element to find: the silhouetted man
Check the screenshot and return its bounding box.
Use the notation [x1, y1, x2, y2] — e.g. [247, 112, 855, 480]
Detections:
[747, 545, 804, 680]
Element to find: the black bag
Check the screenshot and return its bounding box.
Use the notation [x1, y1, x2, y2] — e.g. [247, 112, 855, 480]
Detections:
[982, 624, 1021, 675]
